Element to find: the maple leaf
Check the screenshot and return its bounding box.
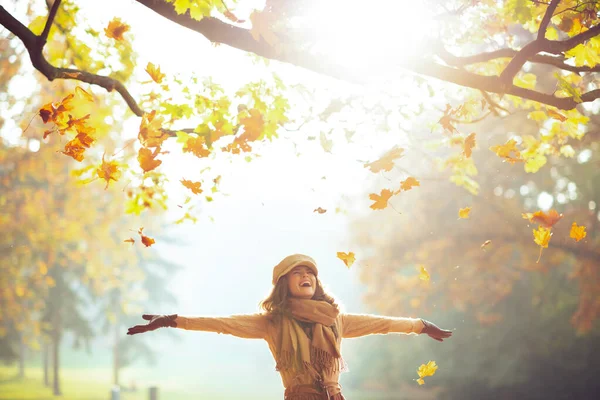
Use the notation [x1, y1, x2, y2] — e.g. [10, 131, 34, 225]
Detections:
[522, 210, 563, 228]
[458, 207, 471, 219]
[320, 132, 333, 153]
[364, 147, 405, 173]
[570, 222, 587, 242]
[96, 154, 121, 189]
[249, 10, 278, 46]
[314, 207, 327, 214]
[181, 178, 203, 194]
[104, 18, 129, 41]
[490, 139, 524, 164]
[439, 104, 459, 134]
[239, 108, 265, 142]
[416, 361, 438, 385]
[533, 225, 552, 263]
[463, 133, 476, 158]
[138, 147, 162, 173]
[400, 177, 420, 191]
[61, 137, 86, 161]
[145, 62, 166, 84]
[481, 240, 492, 250]
[369, 189, 394, 210]
[124, 238, 135, 245]
[139, 111, 168, 148]
[183, 135, 211, 158]
[337, 252, 355, 268]
[418, 265, 430, 281]
[138, 227, 155, 247]
[39, 93, 74, 127]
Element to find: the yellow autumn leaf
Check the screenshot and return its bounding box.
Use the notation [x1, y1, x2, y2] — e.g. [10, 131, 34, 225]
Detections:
[364, 147, 405, 173]
[418, 265, 430, 281]
[560, 145, 575, 158]
[570, 222, 587, 242]
[104, 18, 129, 41]
[533, 225, 552, 263]
[400, 177, 420, 191]
[458, 207, 471, 219]
[96, 154, 121, 189]
[145, 62, 166, 84]
[416, 360, 438, 385]
[337, 252, 355, 268]
[490, 139, 524, 164]
[369, 189, 394, 210]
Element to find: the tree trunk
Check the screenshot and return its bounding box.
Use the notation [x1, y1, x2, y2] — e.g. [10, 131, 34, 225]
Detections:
[43, 339, 50, 387]
[18, 331, 25, 379]
[51, 310, 62, 396]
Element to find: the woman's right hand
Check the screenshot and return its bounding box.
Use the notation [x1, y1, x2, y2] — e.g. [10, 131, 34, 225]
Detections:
[126, 314, 178, 335]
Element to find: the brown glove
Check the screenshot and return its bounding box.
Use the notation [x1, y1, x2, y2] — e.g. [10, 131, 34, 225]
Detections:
[420, 319, 453, 342]
[126, 314, 178, 335]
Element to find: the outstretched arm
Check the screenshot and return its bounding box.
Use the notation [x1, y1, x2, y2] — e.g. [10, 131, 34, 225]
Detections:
[127, 313, 268, 339]
[341, 314, 452, 341]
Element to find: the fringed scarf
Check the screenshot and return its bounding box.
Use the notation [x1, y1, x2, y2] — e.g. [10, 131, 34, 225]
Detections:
[275, 298, 344, 378]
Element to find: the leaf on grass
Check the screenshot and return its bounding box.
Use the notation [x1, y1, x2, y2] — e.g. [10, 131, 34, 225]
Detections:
[570, 222, 587, 242]
[363, 147, 405, 173]
[105, 18, 129, 41]
[458, 207, 471, 219]
[369, 189, 394, 210]
[337, 252, 355, 268]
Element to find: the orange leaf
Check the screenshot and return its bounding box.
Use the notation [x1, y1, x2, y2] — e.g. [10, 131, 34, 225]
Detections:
[314, 207, 327, 214]
[522, 210, 563, 228]
[138, 227, 155, 247]
[569, 222, 587, 242]
[224, 10, 244, 23]
[547, 109, 567, 122]
[490, 139, 524, 164]
[239, 108, 264, 142]
[439, 104, 459, 134]
[139, 110, 168, 148]
[400, 177, 420, 191]
[337, 252, 355, 268]
[458, 207, 471, 219]
[180, 178, 203, 194]
[463, 133, 476, 158]
[145, 62, 166, 84]
[138, 147, 162, 173]
[369, 189, 394, 210]
[105, 18, 129, 41]
[124, 238, 135, 245]
[533, 225, 552, 263]
[96, 154, 121, 189]
[61, 136, 87, 161]
[364, 147, 405, 173]
[183, 135, 211, 158]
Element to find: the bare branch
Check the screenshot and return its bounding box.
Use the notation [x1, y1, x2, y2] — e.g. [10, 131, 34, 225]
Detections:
[537, 0, 561, 41]
[40, 0, 62, 43]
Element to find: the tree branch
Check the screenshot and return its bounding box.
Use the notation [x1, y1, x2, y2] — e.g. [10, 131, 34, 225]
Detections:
[0, 5, 144, 117]
[537, 0, 561, 41]
[40, 0, 61, 43]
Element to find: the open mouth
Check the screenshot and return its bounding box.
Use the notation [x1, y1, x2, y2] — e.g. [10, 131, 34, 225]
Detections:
[300, 282, 312, 287]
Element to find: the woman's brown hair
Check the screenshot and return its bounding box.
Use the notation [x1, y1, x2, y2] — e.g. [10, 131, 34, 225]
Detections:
[259, 274, 339, 315]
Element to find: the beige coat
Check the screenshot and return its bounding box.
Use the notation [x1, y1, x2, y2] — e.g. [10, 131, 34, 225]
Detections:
[176, 313, 424, 398]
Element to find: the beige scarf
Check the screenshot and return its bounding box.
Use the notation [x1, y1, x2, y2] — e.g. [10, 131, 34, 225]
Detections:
[275, 298, 343, 377]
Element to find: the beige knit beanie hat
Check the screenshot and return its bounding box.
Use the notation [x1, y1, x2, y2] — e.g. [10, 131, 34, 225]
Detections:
[272, 254, 318, 285]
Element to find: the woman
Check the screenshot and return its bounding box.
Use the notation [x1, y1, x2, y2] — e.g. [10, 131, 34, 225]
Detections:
[127, 254, 453, 399]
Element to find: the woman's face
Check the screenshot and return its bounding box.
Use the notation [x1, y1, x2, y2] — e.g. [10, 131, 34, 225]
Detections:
[287, 265, 317, 299]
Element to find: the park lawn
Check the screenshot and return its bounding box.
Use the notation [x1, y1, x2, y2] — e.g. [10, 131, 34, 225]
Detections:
[0, 366, 204, 400]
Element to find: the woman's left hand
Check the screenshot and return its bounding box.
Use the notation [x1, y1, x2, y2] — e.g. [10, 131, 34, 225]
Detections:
[420, 319, 453, 342]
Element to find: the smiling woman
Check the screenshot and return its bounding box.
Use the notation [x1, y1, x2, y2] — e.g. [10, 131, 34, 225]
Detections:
[127, 254, 453, 399]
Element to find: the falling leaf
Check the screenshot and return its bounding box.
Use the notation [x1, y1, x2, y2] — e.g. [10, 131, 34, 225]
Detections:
[249, 10, 278, 46]
[547, 109, 567, 122]
[533, 225, 552, 263]
[320, 131, 333, 153]
[418, 265, 430, 281]
[124, 238, 135, 245]
[104, 18, 129, 41]
[337, 252, 355, 268]
[75, 86, 94, 102]
[139, 110, 168, 148]
[314, 207, 327, 214]
[481, 240, 492, 250]
[439, 104, 459, 134]
[400, 177, 420, 191]
[181, 178, 203, 194]
[463, 133, 476, 158]
[416, 361, 438, 385]
[145, 62, 166, 84]
[138, 147, 162, 173]
[490, 139, 524, 164]
[96, 154, 121, 189]
[138, 227, 155, 247]
[369, 189, 394, 210]
[570, 222, 587, 242]
[522, 210, 563, 228]
[239, 108, 264, 142]
[458, 207, 471, 219]
[364, 147, 405, 173]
